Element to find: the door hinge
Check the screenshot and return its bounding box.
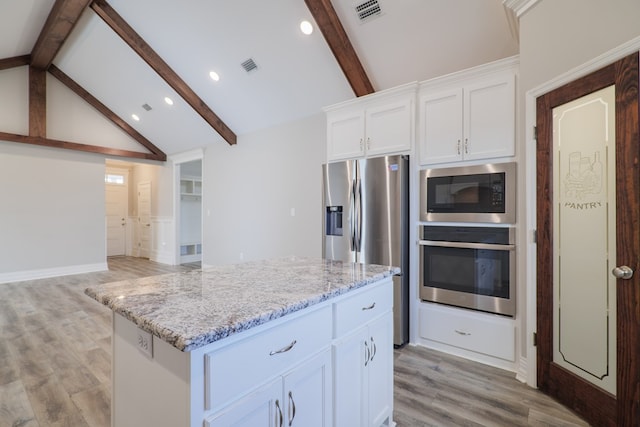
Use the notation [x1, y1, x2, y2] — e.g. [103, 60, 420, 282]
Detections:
[533, 332, 538, 347]
[533, 126, 538, 141]
[532, 229, 537, 244]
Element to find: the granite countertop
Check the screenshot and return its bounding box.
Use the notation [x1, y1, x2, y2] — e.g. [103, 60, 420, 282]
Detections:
[85, 257, 399, 352]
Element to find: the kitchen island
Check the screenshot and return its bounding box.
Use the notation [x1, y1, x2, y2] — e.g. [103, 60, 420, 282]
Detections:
[85, 257, 398, 427]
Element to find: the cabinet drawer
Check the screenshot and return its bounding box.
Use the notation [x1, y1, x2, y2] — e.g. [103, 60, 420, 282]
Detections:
[333, 281, 393, 338]
[419, 304, 514, 361]
[205, 305, 332, 411]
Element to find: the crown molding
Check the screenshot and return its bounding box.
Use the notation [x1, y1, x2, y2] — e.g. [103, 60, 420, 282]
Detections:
[503, 0, 541, 17]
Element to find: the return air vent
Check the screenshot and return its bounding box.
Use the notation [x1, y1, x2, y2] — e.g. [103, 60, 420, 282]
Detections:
[241, 58, 258, 73]
[355, 0, 382, 22]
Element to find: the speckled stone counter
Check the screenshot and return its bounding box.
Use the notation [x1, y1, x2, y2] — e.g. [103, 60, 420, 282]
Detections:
[85, 257, 399, 352]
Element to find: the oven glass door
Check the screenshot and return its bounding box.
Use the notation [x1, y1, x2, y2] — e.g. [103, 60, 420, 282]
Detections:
[422, 244, 510, 298]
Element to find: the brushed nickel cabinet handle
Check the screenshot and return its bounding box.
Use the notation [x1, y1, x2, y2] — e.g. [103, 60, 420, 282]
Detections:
[270, 340, 297, 356]
[288, 391, 296, 426]
[275, 399, 283, 427]
[362, 302, 376, 311]
[370, 337, 377, 362]
[454, 329, 471, 336]
[364, 340, 370, 367]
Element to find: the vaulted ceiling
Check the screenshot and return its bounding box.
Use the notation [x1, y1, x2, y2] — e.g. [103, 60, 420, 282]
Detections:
[0, 0, 519, 160]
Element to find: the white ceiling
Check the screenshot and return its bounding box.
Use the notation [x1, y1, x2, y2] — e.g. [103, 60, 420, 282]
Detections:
[0, 0, 518, 157]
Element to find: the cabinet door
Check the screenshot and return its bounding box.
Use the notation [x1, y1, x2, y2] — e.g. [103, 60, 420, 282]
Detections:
[367, 313, 394, 427]
[283, 350, 332, 427]
[327, 110, 365, 161]
[419, 88, 463, 165]
[205, 379, 281, 427]
[365, 98, 412, 157]
[333, 328, 368, 427]
[463, 74, 515, 161]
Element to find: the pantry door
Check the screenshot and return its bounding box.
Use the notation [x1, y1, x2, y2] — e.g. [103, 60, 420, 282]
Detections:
[536, 52, 640, 426]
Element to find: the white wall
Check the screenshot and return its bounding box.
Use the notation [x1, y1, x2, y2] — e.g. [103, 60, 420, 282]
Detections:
[519, 0, 640, 92]
[202, 113, 325, 265]
[0, 142, 107, 280]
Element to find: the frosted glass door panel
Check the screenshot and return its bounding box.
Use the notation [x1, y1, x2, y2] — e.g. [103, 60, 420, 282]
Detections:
[552, 85, 616, 395]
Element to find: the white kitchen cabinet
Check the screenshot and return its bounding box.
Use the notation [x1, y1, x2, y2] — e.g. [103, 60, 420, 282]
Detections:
[110, 276, 395, 427]
[417, 302, 515, 370]
[419, 57, 517, 165]
[206, 350, 331, 427]
[325, 82, 416, 162]
[333, 282, 394, 427]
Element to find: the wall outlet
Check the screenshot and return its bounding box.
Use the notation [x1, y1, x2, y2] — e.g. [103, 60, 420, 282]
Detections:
[136, 328, 153, 358]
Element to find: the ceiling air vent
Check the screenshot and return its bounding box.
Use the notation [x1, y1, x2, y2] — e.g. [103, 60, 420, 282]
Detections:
[355, 0, 382, 23]
[142, 103, 152, 111]
[241, 58, 258, 73]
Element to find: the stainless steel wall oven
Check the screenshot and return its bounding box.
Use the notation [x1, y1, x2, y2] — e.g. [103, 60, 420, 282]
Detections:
[419, 225, 515, 316]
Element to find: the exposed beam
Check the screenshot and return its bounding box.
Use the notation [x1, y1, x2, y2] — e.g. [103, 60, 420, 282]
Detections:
[0, 55, 31, 71]
[304, 0, 374, 97]
[29, 67, 47, 138]
[49, 65, 167, 161]
[31, 0, 92, 69]
[90, 0, 237, 145]
[0, 131, 165, 161]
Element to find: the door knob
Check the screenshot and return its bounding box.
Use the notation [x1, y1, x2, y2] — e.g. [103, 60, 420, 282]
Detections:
[612, 265, 634, 279]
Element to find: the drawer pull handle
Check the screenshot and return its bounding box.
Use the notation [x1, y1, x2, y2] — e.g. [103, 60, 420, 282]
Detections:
[362, 302, 376, 311]
[455, 329, 471, 336]
[270, 340, 297, 356]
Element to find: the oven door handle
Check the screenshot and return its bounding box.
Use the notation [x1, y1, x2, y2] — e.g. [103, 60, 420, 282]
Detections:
[418, 240, 515, 251]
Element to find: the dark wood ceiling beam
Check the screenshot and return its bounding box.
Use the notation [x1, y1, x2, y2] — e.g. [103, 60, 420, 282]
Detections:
[304, 0, 374, 96]
[30, 0, 92, 69]
[0, 55, 31, 71]
[0, 131, 165, 161]
[49, 65, 167, 161]
[29, 67, 47, 138]
[90, 0, 237, 145]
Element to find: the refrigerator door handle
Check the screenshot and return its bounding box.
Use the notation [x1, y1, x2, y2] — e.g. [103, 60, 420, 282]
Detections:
[349, 179, 357, 252]
[355, 178, 363, 253]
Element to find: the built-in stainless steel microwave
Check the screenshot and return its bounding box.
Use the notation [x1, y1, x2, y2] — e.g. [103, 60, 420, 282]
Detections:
[419, 162, 516, 224]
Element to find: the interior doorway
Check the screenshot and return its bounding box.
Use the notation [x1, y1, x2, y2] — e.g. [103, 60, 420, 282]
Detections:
[105, 167, 129, 256]
[178, 159, 202, 264]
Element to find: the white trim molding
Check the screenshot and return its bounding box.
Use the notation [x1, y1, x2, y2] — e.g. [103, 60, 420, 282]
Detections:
[150, 216, 176, 265]
[503, 0, 541, 18]
[0, 262, 108, 285]
[169, 148, 204, 165]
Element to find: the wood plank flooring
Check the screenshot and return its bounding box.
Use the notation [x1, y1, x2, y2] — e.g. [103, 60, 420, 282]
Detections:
[0, 257, 589, 426]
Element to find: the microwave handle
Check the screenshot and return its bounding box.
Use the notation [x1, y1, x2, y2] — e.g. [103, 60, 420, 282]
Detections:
[418, 239, 515, 251]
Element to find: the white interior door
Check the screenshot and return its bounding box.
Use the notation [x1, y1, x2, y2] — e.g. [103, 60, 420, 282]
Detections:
[137, 181, 151, 258]
[106, 183, 128, 256]
[105, 168, 129, 256]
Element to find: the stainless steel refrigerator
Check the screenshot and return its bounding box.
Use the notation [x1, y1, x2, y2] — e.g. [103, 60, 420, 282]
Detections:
[322, 154, 409, 346]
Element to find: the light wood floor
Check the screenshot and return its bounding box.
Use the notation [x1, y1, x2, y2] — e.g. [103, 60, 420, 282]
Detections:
[0, 257, 589, 426]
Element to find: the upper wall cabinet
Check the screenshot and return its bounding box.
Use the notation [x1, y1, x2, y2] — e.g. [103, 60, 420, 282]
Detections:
[419, 57, 518, 166]
[324, 83, 417, 162]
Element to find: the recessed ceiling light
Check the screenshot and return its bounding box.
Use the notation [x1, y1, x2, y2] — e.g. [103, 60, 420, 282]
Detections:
[131, 114, 140, 121]
[209, 71, 220, 81]
[300, 20, 313, 35]
[164, 97, 174, 105]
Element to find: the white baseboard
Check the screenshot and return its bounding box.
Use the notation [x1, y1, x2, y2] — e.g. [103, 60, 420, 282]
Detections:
[150, 250, 176, 266]
[515, 355, 528, 384]
[0, 262, 108, 284]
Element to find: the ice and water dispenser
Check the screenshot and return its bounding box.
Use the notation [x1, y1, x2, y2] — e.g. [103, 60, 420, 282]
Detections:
[325, 206, 343, 236]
